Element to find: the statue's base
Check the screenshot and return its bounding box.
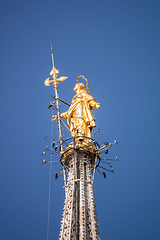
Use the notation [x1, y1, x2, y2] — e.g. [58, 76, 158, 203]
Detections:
[61, 139, 99, 167]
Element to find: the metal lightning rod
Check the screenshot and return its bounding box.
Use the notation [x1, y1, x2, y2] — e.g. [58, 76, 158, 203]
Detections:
[50, 42, 63, 153]
[50, 42, 54, 66]
[49, 42, 68, 187]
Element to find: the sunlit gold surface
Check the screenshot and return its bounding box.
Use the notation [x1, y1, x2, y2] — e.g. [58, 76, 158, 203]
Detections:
[77, 75, 89, 92]
[44, 65, 68, 87]
[52, 82, 100, 139]
[44, 78, 50, 86]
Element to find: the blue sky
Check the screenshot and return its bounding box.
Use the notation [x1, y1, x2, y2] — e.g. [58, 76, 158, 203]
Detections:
[0, 0, 160, 239]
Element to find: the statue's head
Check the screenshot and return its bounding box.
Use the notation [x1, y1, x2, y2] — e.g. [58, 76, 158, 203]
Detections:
[73, 83, 85, 93]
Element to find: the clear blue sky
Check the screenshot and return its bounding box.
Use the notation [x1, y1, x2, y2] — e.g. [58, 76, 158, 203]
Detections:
[0, 0, 160, 239]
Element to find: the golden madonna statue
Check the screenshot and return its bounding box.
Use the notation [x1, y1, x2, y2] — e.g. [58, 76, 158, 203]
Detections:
[59, 81, 100, 139]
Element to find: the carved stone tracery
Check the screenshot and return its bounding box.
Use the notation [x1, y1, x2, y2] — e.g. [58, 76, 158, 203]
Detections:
[59, 151, 99, 240]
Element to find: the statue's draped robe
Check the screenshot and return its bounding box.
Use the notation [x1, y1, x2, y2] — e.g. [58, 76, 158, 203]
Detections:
[61, 90, 99, 138]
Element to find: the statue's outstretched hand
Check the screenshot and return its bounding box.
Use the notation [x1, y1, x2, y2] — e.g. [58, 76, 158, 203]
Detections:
[96, 103, 100, 109]
[60, 112, 68, 119]
[52, 113, 67, 121]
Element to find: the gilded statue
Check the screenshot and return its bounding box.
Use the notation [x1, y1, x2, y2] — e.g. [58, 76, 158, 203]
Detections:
[53, 81, 100, 139]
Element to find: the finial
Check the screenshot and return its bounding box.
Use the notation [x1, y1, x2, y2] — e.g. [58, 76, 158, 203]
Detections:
[44, 44, 68, 87]
[50, 42, 54, 67]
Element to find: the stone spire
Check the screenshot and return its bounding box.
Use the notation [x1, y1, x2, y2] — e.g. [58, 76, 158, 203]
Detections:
[59, 150, 99, 240]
